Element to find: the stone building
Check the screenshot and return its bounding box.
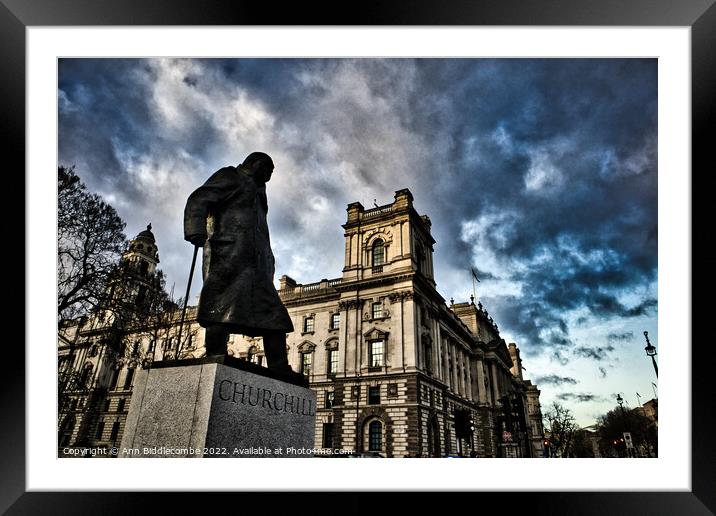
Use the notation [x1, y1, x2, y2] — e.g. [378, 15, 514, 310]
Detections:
[58, 190, 544, 458]
[58, 224, 168, 450]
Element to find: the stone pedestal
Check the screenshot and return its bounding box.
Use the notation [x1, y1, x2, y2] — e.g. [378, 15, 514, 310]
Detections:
[119, 356, 316, 457]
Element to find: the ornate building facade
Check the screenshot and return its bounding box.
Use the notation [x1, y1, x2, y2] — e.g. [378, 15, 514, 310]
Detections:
[58, 190, 544, 458]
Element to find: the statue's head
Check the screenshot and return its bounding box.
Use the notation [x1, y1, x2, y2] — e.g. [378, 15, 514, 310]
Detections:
[242, 152, 274, 182]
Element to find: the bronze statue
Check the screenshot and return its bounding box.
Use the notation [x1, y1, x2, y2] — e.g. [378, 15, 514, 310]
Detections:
[184, 152, 293, 372]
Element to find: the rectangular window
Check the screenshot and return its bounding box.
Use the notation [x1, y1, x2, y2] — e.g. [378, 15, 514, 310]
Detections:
[328, 349, 338, 374]
[370, 341, 384, 367]
[425, 344, 432, 373]
[109, 368, 120, 390]
[304, 316, 314, 333]
[123, 368, 135, 389]
[368, 386, 381, 405]
[372, 302, 382, 319]
[117, 399, 126, 412]
[331, 313, 340, 329]
[103, 399, 111, 412]
[325, 391, 335, 408]
[301, 353, 312, 376]
[95, 421, 105, 440]
[110, 422, 120, 441]
[322, 423, 334, 449]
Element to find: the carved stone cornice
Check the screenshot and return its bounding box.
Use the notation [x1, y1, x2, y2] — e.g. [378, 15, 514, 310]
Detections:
[339, 298, 363, 310]
[385, 290, 415, 303]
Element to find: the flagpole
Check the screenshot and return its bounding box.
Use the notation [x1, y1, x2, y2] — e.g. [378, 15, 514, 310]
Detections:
[470, 268, 480, 304]
[471, 270, 476, 302]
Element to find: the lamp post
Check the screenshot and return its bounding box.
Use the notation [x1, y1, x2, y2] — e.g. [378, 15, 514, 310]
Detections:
[616, 393, 628, 457]
[643, 331, 658, 378]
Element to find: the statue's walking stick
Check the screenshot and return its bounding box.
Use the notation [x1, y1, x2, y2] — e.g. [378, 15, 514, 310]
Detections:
[175, 244, 199, 360]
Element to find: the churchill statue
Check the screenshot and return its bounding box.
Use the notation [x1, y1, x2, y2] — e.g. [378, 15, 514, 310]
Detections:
[184, 152, 294, 373]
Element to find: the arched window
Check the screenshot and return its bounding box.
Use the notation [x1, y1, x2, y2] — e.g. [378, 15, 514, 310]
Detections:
[368, 420, 383, 452]
[372, 239, 385, 266]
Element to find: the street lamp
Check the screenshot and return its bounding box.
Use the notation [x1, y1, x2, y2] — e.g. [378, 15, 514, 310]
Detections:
[615, 393, 631, 458]
[643, 331, 658, 378]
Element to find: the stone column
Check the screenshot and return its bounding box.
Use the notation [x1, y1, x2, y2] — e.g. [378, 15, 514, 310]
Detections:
[491, 361, 501, 402]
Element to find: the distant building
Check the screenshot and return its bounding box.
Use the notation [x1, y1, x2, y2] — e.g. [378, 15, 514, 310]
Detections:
[58, 190, 544, 457]
[580, 425, 602, 458]
[639, 398, 658, 426]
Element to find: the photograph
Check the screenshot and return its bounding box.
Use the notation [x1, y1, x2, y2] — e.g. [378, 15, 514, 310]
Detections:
[4, 1, 708, 509]
[56, 57, 659, 460]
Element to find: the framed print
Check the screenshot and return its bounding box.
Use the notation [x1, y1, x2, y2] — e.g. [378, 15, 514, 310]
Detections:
[7, 0, 715, 513]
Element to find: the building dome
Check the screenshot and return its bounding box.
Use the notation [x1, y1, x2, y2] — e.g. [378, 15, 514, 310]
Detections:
[124, 223, 160, 271]
[135, 223, 156, 243]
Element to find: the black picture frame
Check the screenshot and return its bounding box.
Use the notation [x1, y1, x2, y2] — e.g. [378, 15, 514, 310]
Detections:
[6, 0, 713, 513]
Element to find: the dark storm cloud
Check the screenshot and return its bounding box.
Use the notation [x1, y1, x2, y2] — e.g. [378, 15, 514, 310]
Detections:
[58, 58, 657, 365]
[573, 345, 616, 362]
[412, 60, 657, 359]
[608, 331, 635, 343]
[533, 375, 578, 387]
[556, 392, 607, 403]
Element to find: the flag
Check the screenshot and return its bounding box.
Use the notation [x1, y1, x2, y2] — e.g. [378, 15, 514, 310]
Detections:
[471, 268, 481, 282]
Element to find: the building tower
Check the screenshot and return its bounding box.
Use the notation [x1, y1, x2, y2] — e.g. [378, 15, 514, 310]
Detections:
[106, 224, 162, 310]
[122, 223, 160, 276]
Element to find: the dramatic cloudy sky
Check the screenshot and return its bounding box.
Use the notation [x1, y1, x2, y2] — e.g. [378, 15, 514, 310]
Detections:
[58, 58, 658, 426]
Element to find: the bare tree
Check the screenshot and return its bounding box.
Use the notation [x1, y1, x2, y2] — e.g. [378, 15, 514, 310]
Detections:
[543, 402, 578, 458]
[58, 166, 127, 322]
[105, 260, 183, 366]
[597, 407, 657, 458]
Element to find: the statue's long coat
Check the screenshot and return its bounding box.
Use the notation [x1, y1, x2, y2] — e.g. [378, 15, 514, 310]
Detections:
[183, 165, 293, 335]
